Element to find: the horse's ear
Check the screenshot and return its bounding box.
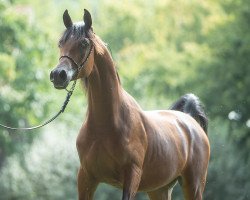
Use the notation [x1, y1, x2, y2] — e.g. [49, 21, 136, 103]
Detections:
[83, 9, 92, 31]
[63, 9, 73, 29]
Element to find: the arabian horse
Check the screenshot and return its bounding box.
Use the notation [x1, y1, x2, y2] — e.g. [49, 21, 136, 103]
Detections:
[50, 9, 210, 200]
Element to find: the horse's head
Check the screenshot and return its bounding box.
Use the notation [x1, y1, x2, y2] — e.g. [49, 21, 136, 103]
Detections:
[50, 9, 94, 89]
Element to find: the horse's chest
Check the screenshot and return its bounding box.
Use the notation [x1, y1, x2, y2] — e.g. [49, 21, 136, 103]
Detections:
[77, 136, 124, 182]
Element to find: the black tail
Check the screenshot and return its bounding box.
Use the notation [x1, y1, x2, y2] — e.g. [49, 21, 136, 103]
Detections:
[170, 93, 208, 134]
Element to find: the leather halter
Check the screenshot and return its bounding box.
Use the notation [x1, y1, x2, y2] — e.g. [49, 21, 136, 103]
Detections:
[59, 42, 93, 79]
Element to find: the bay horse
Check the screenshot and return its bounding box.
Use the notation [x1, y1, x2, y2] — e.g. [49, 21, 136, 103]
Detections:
[50, 9, 210, 200]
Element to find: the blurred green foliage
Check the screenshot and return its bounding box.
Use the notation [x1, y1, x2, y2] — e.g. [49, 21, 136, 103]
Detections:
[0, 0, 249, 199]
[0, 0, 55, 167]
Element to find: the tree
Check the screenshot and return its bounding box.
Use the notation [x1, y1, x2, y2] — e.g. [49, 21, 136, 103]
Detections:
[0, 0, 55, 167]
[1, 0, 249, 199]
[197, 0, 250, 155]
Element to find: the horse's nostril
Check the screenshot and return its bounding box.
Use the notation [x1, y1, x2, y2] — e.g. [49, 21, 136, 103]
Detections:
[50, 71, 54, 82]
[59, 70, 67, 81]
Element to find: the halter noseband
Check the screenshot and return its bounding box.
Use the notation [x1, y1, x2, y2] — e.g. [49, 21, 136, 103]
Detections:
[59, 42, 93, 78]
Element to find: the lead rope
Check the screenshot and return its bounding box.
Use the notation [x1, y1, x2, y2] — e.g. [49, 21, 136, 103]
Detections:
[0, 80, 77, 131]
[0, 44, 93, 131]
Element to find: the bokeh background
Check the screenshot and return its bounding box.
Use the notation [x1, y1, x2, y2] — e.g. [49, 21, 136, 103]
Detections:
[0, 0, 249, 199]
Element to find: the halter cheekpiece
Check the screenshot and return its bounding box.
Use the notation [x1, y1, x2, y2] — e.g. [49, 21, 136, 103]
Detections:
[59, 42, 93, 78]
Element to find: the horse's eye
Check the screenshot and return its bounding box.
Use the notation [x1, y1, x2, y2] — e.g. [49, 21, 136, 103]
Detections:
[81, 38, 89, 48]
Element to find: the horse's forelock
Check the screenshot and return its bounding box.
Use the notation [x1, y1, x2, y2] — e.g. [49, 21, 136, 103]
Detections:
[60, 23, 85, 44]
[60, 23, 105, 55]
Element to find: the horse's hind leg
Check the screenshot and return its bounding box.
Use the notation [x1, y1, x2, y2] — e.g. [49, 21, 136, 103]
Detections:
[147, 187, 173, 200]
[179, 166, 208, 200]
[148, 189, 173, 200]
[180, 131, 210, 200]
[147, 181, 177, 200]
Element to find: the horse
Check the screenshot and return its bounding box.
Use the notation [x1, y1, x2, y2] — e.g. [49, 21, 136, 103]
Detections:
[50, 9, 210, 200]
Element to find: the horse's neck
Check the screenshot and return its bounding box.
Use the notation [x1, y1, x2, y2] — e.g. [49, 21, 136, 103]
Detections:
[86, 49, 121, 128]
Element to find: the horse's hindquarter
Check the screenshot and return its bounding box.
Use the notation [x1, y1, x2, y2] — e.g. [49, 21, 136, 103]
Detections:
[139, 110, 209, 191]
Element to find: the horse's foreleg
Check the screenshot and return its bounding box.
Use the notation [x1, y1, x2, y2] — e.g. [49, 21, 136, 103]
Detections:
[77, 166, 98, 200]
[122, 164, 142, 200]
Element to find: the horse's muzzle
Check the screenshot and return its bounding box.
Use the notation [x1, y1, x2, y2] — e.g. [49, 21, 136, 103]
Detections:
[50, 66, 76, 89]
